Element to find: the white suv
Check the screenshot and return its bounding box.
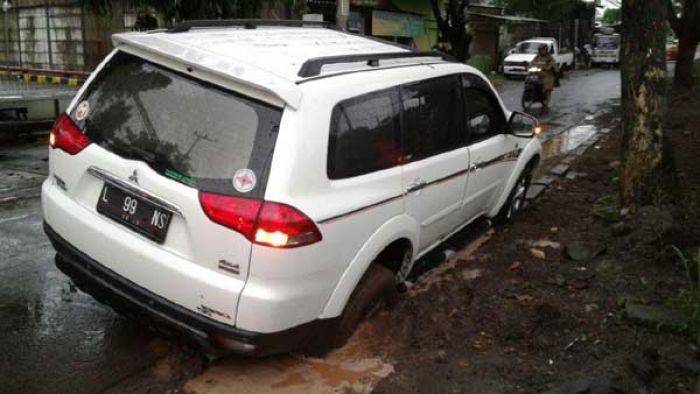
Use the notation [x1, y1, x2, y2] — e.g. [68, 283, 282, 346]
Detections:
[42, 20, 542, 356]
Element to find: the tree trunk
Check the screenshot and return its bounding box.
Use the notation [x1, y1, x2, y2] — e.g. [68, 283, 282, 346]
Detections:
[620, 0, 668, 211]
[429, 0, 471, 62]
[674, 36, 699, 87]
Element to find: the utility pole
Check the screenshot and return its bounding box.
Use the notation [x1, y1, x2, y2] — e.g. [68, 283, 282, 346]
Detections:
[2, 0, 10, 66]
[336, 0, 349, 31]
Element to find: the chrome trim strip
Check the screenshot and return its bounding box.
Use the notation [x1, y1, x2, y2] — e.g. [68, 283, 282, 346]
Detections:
[87, 166, 184, 217]
[317, 194, 403, 224]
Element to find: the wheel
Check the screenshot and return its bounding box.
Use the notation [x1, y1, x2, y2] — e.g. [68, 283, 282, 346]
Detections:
[494, 164, 534, 224]
[303, 264, 398, 356]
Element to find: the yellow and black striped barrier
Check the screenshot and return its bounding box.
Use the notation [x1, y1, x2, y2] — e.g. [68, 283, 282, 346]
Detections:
[20, 73, 84, 87]
[1, 66, 88, 87]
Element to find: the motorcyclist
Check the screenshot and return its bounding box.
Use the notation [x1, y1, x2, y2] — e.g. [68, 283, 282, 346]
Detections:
[529, 44, 559, 107]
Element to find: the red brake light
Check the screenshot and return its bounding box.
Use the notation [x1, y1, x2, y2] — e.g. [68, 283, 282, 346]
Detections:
[199, 193, 262, 241]
[255, 202, 323, 248]
[50, 114, 91, 155]
[198, 192, 322, 248]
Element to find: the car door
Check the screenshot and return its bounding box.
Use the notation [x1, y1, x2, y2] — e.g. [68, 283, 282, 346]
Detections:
[460, 74, 520, 220]
[400, 75, 469, 253]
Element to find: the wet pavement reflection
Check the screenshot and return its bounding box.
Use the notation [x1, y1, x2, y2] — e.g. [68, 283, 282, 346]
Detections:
[0, 200, 165, 394]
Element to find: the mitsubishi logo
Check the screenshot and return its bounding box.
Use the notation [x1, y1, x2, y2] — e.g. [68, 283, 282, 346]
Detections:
[128, 169, 139, 184]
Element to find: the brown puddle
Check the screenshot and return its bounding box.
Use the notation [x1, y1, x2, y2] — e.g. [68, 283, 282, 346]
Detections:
[183, 321, 395, 394]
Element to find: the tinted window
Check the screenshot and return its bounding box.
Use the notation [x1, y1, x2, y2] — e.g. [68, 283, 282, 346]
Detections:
[462, 79, 506, 143]
[75, 51, 282, 198]
[328, 89, 401, 179]
[401, 75, 464, 162]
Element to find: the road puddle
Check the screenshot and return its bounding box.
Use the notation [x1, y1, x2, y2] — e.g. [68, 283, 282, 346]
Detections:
[540, 124, 597, 160]
[184, 317, 396, 394]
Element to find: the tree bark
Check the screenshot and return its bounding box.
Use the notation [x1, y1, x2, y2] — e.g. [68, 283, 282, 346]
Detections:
[667, 0, 700, 87]
[429, 0, 472, 62]
[620, 0, 668, 211]
[674, 36, 699, 86]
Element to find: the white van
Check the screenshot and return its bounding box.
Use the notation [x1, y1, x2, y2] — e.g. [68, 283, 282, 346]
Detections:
[42, 20, 542, 356]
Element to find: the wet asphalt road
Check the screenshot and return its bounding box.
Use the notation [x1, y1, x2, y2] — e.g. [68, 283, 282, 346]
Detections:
[0, 68, 621, 394]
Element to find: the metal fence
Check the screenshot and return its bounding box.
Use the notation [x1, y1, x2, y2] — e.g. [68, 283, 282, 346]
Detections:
[0, 0, 164, 71]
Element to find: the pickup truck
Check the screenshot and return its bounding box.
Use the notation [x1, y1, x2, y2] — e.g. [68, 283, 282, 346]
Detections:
[503, 38, 574, 77]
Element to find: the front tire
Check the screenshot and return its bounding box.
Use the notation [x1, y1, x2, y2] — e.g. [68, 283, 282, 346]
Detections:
[494, 164, 533, 224]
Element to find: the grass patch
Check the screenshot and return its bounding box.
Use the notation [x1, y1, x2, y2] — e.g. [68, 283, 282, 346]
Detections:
[593, 193, 621, 222]
[672, 246, 700, 344]
[467, 55, 493, 74]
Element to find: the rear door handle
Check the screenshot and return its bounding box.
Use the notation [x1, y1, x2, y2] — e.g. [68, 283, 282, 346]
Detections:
[407, 180, 428, 193]
[470, 161, 485, 172]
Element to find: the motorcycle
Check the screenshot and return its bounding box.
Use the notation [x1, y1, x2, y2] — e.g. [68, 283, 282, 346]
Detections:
[521, 67, 545, 111]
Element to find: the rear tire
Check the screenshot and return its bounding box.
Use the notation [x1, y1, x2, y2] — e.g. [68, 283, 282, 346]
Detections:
[303, 264, 398, 356]
[521, 90, 534, 111]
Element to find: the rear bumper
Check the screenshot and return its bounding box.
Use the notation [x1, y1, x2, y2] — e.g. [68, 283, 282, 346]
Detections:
[44, 222, 337, 356]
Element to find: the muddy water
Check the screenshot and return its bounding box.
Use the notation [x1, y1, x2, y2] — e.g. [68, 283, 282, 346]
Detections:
[184, 320, 396, 394]
[540, 124, 598, 161]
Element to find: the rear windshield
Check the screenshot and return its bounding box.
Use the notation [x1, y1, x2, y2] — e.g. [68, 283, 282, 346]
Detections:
[74, 51, 282, 198]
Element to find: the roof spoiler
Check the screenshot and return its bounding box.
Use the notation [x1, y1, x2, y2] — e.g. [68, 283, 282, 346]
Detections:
[112, 34, 303, 109]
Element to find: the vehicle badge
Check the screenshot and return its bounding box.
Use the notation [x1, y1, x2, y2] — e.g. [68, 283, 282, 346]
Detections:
[128, 169, 139, 184]
[233, 169, 256, 193]
[75, 100, 90, 121]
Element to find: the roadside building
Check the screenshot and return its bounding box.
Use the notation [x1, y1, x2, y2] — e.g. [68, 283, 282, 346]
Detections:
[466, 4, 546, 70]
[306, 0, 438, 50]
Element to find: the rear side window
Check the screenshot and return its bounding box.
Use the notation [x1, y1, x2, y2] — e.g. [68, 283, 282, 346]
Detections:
[74, 51, 282, 198]
[327, 89, 401, 179]
[401, 75, 464, 162]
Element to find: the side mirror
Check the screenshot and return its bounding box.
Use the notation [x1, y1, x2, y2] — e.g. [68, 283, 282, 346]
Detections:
[508, 112, 540, 138]
[508, 48, 516, 55]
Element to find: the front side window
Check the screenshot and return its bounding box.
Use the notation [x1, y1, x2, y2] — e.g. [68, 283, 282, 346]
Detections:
[401, 75, 464, 162]
[327, 89, 401, 179]
[462, 77, 506, 143]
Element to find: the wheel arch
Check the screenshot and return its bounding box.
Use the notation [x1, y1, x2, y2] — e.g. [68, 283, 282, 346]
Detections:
[319, 214, 418, 319]
[488, 140, 542, 218]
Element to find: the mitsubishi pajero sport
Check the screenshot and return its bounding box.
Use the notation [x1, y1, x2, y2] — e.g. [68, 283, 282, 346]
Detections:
[42, 20, 542, 356]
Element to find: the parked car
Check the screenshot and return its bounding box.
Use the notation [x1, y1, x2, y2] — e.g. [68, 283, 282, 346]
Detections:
[42, 20, 542, 356]
[503, 38, 574, 78]
[590, 33, 620, 67]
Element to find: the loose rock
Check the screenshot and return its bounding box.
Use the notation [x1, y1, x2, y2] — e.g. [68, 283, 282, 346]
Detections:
[530, 248, 546, 260]
[564, 242, 593, 261]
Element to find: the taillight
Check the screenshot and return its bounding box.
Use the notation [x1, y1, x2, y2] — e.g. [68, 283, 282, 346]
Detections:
[50, 113, 91, 155]
[255, 201, 323, 248]
[199, 192, 322, 248]
[199, 193, 262, 241]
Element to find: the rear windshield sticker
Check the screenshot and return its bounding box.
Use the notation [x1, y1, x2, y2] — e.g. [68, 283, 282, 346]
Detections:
[165, 169, 196, 186]
[75, 100, 90, 121]
[233, 169, 257, 193]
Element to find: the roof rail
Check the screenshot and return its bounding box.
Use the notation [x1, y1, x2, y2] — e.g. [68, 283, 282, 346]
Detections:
[168, 19, 336, 33]
[297, 51, 454, 78]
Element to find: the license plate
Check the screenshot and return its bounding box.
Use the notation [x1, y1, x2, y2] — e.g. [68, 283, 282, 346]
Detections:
[96, 183, 172, 243]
